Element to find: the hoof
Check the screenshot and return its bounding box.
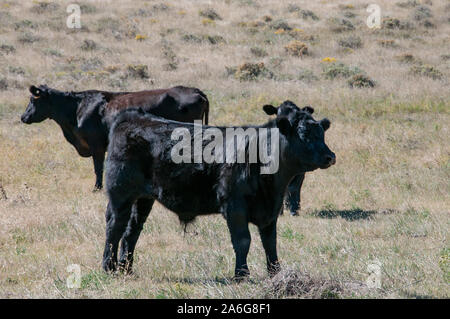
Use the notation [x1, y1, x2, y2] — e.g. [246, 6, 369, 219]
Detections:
[118, 261, 134, 275]
[102, 259, 117, 273]
[93, 185, 103, 193]
[290, 211, 299, 216]
[233, 268, 250, 282]
[268, 262, 281, 277]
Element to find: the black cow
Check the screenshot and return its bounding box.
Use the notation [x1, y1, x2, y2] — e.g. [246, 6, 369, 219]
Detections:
[102, 102, 335, 278]
[20, 85, 209, 190]
[263, 101, 314, 216]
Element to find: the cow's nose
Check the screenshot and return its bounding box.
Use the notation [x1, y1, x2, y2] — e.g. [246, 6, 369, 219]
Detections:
[21, 114, 30, 124]
[325, 154, 336, 166]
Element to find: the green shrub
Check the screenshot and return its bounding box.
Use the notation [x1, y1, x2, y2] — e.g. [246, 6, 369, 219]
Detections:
[126, 64, 150, 79]
[396, 0, 419, 8]
[0, 78, 7, 91]
[17, 32, 41, 44]
[30, 1, 59, 14]
[80, 39, 97, 51]
[338, 36, 362, 49]
[250, 47, 268, 57]
[382, 18, 413, 30]
[377, 39, 398, 48]
[297, 68, 318, 82]
[410, 64, 443, 80]
[199, 8, 222, 20]
[233, 62, 273, 81]
[181, 34, 203, 43]
[269, 19, 292, 31]
[322, 62, 362, 79]
[348, 74, 375, 88]
[412, 5, 432, 21]
[299, 10, 319, 21]
[395, 53, 416, 64]
[328, 18, 354, 32]
[0, 44, 15, 54]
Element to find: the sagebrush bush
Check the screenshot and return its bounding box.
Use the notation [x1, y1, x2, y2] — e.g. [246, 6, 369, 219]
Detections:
[396, 0, 419, 8]
[250, 47, 268, 57]
[382, 18, 413, 30]
[377, 39, 398, 48]
[284, 41, 308, 57]
[342, 11, 356, 18]
[395, 53, 416, 64]
[286, 4, 301, 13]
[338, 36, 362, 49]
[269, 19, 292, 31]
[322, 62, 362, 79]
[181, 34, 203, 43]
[161, 42, 178, 71]
[80, 39, 97, 51]
[328, 18, 354, 32]
[410, 64, 443, 80]
[0, 44, 15, 54]
[299, 10, 319, 21]
[297, 68, 318, 82]
[14, 20, 38, 31]
[204, 35, 225, 45]
[233, 62, 273, 81]
[0, 78, 8, 91]
[17, 32, 41, 44]
[348, 74, 376, 88]
[199, 8, 222, 20]
[126, 64, 150, 79]
[30, 1, 59, 14]
[412, 5, 432, 21]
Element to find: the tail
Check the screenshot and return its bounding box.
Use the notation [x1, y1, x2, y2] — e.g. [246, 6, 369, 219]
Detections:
[199, 91, 209, 125]
[203, 102, 209, 125]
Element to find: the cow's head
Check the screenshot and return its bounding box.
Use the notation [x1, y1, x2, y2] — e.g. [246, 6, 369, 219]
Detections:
[269, 101, 335, 171]
[263, 100, 314, 121]
[21, 85, 52, 124]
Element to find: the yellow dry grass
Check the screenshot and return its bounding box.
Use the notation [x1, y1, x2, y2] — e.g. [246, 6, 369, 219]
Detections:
[0, 0, 449, 298]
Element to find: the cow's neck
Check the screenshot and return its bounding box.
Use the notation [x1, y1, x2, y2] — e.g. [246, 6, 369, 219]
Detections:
[49, 93, 81, 131]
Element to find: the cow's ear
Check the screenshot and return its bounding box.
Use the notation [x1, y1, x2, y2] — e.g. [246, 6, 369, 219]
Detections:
[30, 85, 41, 97]
[276, 117, 292, 136]
[302, 106, 314, 114]
[320, 118, 330, 131]
[263, 104, 278, 115]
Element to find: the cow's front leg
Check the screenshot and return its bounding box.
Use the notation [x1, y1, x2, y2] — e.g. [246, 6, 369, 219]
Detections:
[226, 210, 251, 280]
[92, 149, 105, 191]
[258, 219, 280, 276]
[286, 173, 305, 216]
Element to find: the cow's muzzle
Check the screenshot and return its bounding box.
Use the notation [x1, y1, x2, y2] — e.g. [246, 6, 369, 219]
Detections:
[321, 154, 336, 169]
[21, 114, 31, 124]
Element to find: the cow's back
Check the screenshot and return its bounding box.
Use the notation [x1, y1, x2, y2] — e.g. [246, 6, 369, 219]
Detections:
[106, 111, 220, 217]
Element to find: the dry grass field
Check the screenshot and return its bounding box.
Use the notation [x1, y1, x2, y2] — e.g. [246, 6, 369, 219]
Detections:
[0, 0, 449, 298]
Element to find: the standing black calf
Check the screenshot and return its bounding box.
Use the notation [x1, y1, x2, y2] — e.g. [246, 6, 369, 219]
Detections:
[102, 102, 335, 278]
[263, 101, 315, 216]
[21, 85, 209, 191]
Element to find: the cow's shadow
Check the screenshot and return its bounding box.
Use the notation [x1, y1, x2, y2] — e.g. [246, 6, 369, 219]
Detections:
[310, 208, 377, 221]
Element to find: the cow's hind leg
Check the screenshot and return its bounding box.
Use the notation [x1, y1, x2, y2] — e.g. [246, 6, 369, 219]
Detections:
[285, 173, 305, 216]
[258, 219, 280, 277]
[102, 197, 134, 273]
[118, 198, 154, 274]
